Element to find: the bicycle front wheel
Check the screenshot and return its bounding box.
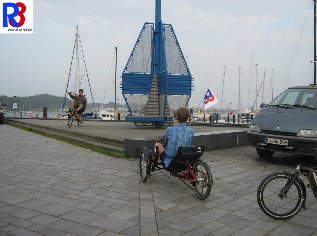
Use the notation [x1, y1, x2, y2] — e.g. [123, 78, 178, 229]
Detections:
[192, 160, 212, 200]
[67, 117, 73, 128]
[257, 172, 305, 220]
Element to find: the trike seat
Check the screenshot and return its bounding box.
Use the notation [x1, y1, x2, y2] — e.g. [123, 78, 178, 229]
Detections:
[166, 146, 205, 172]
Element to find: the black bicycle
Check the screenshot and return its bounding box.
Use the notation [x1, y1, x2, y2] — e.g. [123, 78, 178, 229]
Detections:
[257, 164, 317, 220]
[67, 109, 82, 128]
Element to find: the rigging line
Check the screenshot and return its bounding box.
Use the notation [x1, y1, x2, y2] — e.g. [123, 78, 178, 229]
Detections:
[215, 67, 224, 99]
[102, 50, 116, 106]
[283, 5, 311, 88]
[197, 89, 208, 109]
[78, 34, 95, 110]
[252, 79, 264, 110]
[62, 38, 76, 113]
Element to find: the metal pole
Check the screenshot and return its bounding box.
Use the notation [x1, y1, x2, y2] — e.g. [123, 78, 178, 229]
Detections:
[154, 0, 164, 117]
[114, 46, 118, 111]
[154, 0, 162, 76]
[314, 0, 317, 84]
[255, 64, 258, 110]
[262, 71, 265, 104]
[221, 65, 226, 109]
[238, 67, 241, 112]
[271, 68, 274, 101]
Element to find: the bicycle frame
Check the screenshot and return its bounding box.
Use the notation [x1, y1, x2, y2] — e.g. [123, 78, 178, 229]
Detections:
[279, 166, 301, 198]
[67, 110, 83, 128]
[169, 163, 197, 182]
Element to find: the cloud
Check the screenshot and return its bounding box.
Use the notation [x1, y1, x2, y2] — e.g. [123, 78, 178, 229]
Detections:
[0, 0, 314, 111]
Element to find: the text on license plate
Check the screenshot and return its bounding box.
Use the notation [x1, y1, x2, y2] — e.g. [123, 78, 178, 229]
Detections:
[265, 137, 288, 146]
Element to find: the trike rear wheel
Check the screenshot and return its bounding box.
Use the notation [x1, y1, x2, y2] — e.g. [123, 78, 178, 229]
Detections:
[139, 148, 150, 183]
[192, 160, 212, 200]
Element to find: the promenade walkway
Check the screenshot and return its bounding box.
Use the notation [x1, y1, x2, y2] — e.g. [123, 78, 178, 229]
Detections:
[6, 119, 249, 158]
[0, 124, 316, 235]
[6, 119, 248, 142]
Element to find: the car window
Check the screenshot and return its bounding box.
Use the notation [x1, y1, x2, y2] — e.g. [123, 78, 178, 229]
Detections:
[270, 88, 317, 108]
[301, 93, 313, 104]
[270, 90, 300, 105]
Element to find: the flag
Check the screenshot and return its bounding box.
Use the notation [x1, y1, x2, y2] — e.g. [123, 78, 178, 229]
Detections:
[204, 88, 218, 110]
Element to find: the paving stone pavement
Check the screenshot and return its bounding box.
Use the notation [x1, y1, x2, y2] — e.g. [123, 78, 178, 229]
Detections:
[0, 124, 316, 236]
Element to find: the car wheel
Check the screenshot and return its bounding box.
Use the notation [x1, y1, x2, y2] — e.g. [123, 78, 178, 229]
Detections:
[256, 148, 274, 158]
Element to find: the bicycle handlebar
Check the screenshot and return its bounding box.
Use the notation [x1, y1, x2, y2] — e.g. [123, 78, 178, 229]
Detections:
[297, 164, 313, 174]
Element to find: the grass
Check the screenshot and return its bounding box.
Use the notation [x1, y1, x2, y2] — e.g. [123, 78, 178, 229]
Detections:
[8, 122, 129, 159]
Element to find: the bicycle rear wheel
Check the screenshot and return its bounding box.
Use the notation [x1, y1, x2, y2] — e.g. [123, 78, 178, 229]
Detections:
[257, 172, 305, 220]
[139, 148, 150, 183]
[192, 160, 212, 200]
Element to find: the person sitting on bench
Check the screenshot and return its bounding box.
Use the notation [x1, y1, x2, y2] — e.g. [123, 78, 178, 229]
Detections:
[155, 107, 194, 168]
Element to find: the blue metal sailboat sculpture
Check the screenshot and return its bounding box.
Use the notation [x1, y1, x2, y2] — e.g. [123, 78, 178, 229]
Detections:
[121, 0, 193, 127]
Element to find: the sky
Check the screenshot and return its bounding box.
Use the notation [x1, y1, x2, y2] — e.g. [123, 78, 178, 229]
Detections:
[0, 0, 315, 111]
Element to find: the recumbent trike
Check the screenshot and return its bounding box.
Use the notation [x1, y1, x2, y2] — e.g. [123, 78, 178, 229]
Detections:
[139, 144, 213, 200]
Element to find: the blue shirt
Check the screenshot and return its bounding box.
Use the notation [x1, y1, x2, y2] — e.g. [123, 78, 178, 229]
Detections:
[164, 123, 194, 167]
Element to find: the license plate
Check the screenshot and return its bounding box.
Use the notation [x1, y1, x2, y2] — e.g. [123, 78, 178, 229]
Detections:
[265, 137, 288, 146]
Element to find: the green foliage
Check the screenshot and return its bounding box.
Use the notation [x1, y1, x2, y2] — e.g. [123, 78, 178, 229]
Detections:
[0, 94, 127, 111]
[0, 94, 71, 111]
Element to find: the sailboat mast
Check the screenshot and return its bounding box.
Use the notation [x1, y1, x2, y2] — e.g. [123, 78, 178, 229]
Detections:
[255, 63, 258, 110]
[75, 26, 80, 93]
[271, 68, 274, 101]
[114, 46, 118, 111]
[220, 65, 226, 109]
[314, 0, 317, 84]
[262, 71, 266, 104]
[238, 66, 241, 112]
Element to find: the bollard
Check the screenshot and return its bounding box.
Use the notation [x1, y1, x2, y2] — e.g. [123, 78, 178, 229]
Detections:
[227, 113, 230, 123]
[43, 107, 48, 119]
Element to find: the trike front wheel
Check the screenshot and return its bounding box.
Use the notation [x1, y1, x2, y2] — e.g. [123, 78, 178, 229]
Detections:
[257, 172, 305, 220]
[192, 160, 212, 200]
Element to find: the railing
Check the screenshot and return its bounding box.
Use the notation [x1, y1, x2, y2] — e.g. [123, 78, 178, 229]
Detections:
[190, 113, 254, 124]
